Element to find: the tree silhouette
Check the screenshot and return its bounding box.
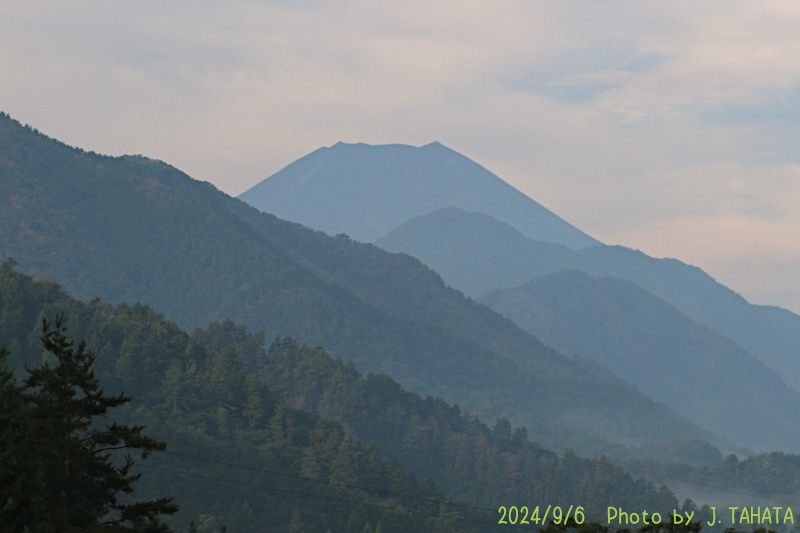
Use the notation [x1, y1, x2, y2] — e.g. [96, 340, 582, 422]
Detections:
[19, 315, 178, 532]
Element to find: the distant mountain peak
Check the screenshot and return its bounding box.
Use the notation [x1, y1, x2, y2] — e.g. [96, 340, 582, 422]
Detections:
[422, 141, 446, 149]
[239, 141, 601, 248]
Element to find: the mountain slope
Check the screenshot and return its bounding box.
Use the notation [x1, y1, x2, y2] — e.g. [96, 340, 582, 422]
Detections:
[0, 263, 693, 528]
[376, 206, 574, 296]
[376, 207, 800, 395]
[0, 112, 705, 454]
[0, 262, 479, 533]
[481, 270, 800, 452]
[238, 141, 600, 248]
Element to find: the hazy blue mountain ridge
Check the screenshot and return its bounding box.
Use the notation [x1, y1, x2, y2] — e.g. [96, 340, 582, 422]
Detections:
[223, 198, 585, 379]
[481, 270, 800, 452]
[376, 207, 800, 395]
[239, 141, 600, 248]
[0, 112, 707, 455]
[376, 206, 576, 296]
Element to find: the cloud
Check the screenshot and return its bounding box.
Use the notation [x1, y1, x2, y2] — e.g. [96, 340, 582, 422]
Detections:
[1, 0, 799, 312]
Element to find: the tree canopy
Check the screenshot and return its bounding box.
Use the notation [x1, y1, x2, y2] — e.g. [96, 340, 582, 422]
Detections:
[1, 315, 177, 532]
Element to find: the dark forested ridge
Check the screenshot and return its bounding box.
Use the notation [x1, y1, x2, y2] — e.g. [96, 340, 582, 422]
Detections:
[0, 262, 478, 532]
[481, 271, 800, 453]
[0, 261, 700, 531]
[376, 207, 800, 397]
[0, 112, 709, 454]
[242, 334, 684, 519]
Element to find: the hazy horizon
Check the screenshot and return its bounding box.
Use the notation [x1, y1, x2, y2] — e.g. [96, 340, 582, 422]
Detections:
[2, 1, 799, 313]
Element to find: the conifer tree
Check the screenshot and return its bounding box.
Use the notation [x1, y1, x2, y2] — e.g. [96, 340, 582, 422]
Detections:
[0, 346, 46, 531]
[20, 315, 178, 532]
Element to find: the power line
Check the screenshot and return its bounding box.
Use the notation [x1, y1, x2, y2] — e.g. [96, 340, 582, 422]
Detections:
[129, 454, 680, 533]
[154, 397, 800, 533]
[269, 383, 800, 508]
[163, 442, 800, 522]
[133, 461, 541, 531]
[162, 450, 494, 515]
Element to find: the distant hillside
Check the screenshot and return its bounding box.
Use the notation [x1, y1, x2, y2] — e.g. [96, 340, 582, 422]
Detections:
[481, 270, 800, 452]
[376, 207, 800, 395]
[0, 263, 690, 528]
[0, 112, 705, 455]
[238, 141, 600, 248]
[377, 207, 574, 296]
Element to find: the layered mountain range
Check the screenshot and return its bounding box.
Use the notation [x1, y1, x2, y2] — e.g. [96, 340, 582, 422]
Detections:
[239, 141, 600, 248]
[376, 207, 800, 397]
[481, 270, 800, 447]
[0, 112, 703, 457]
[238, 141, 800, 453]
[6, 111, 800, 455]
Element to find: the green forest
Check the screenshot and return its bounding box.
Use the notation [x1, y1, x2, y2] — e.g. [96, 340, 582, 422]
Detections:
[0, 260, 727, 532]
[5, 260, 800, 532]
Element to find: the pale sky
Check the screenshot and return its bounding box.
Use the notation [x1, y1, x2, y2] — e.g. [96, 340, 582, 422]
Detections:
[2, 1, 799, 313]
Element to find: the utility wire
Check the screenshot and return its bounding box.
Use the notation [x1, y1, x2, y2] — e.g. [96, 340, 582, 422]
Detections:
[153, 402, 800, 533]
[162, 450, 494, 514]
[125, 456, 682, 533]
[132, 461, 541, 531]
[159, 437, 800, 522]
[268, 383, 800, 508]
[118, 377, 790, 529]
[116, 359, 800, 525]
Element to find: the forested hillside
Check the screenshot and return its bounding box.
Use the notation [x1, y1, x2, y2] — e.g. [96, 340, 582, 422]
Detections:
[624, 451, 800, 511]
[0, 112, 709, 455]
[0, 261, 703, 531]
[0, 261, 468, 532]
